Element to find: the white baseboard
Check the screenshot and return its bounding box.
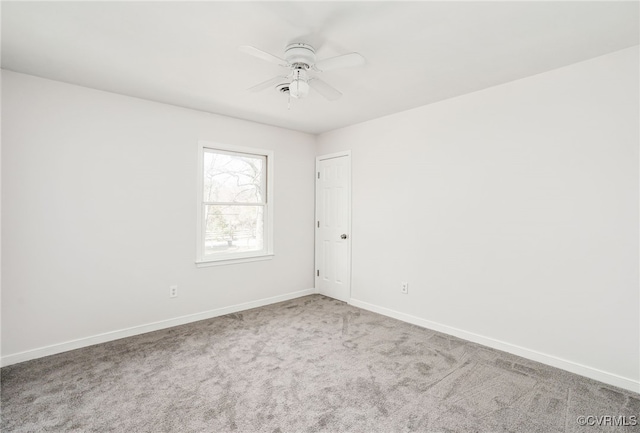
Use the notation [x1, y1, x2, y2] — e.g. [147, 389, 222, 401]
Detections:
[1, 288, 315, 368]
[349, 298, 640, 394]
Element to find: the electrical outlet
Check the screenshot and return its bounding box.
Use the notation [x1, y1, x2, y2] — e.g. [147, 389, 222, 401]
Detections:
[401, 282, 408, 294]
[169, 285, 178, 298]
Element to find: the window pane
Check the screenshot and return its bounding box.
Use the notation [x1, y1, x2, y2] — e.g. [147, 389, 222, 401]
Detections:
[203, 151, 265, 203]
[204, 205, 264, 255]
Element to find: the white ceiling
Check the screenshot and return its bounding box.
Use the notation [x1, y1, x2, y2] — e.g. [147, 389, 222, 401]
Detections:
[2, 1, 638, 135]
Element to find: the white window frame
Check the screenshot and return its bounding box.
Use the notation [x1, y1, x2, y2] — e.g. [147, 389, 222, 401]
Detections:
[196, 141, 274, 267]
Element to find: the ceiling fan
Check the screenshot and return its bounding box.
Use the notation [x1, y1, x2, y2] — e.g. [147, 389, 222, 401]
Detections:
[239, 43, 365, 101]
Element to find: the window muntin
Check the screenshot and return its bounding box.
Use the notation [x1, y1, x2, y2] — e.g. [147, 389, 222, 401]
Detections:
[197, 143, 273, 265]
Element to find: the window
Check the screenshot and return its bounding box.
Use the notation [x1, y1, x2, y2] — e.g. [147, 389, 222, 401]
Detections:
[196, 141, 273, 266]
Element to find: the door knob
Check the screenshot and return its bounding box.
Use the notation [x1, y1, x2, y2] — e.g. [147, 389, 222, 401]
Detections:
[341, 234, 348, 239]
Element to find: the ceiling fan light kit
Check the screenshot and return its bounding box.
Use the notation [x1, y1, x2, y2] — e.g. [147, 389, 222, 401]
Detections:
[289, 69, 310, 99]
[239, 42, 365, 103]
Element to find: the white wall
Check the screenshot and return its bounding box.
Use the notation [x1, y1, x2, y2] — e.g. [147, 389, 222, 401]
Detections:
[318, 47, 639, 391]
[1, 71, 316, 362]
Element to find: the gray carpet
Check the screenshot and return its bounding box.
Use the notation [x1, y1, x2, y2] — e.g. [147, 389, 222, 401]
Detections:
[1, 295, 638, 432]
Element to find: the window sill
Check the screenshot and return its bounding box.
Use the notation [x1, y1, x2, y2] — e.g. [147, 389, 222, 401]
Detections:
[195, 254, 274, 268]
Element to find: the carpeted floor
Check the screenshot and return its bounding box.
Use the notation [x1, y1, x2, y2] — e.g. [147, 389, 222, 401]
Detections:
[1, 294, 638, 432]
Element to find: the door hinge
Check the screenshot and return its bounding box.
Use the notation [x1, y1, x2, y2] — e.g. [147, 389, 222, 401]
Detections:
[316, 270, 320, 277]
[317, 172, 320, 179]
[317, 221, 320, 228]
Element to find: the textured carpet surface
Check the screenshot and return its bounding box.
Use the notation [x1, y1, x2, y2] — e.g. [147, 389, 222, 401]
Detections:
[1, 294, 638, 432]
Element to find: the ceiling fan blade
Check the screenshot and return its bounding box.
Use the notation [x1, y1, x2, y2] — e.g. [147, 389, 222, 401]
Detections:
[308, 78, 342, 101]
[313, 52, 365, 72]
[247, 76, 289, 92]
[239, 45, 289, 67]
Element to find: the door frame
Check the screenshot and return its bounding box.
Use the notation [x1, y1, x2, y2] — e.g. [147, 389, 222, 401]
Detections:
[314, 150, 352, 301]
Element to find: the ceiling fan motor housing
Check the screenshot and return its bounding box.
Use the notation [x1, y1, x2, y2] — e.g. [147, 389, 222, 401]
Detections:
[285, 43, 315, 67]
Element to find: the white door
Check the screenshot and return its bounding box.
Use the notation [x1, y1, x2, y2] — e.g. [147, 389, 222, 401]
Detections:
[315, 152, 351, 302]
